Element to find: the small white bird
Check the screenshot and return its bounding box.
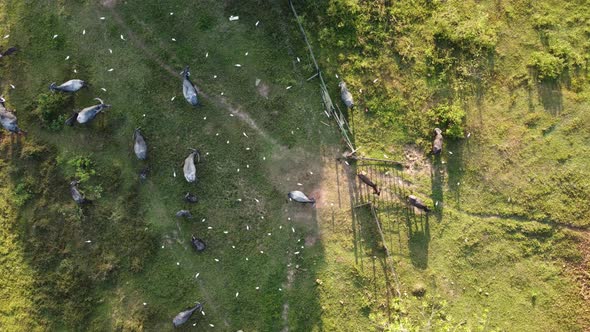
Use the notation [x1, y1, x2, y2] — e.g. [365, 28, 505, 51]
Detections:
[100, 17, 106, 20]
[171, 96, 176, 101]
[3, 34, 9, 39]
[286, 86, 292, 90]
[53, 34, 58, 39]
[173, 170, 177, 177]
[214, 258, 219, 262]
[205, 52, 209, 58]
[255, 21, 260, 26]
[107, 68, 114, 72]
[229, 15, 239, 21]
[120, 34, 125, 40]
[171, 38, 176, 41]
[65, 55, 70, 60]
[108, 49, 113, 54]
[235, 64, 242, 67]
[82, 29, 86, 35]
[243, 132, 248, 137]
[100, 88, 107, 92]
[9, 84, 15, 89]
[235, 292, 239, 298]
[85, 240, 92, 243]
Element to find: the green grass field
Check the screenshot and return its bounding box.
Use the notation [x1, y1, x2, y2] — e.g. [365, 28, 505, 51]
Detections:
[1, 0, 589, 331]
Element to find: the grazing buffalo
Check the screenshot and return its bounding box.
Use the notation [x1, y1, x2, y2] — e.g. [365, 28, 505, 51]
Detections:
[49, 79, 87, 93]
[133, 128, 148, 160]
[0, 97, 25, 134]
[408, 195, 430, 212]
[176, 210, 193, 219]
[433, 128, 443, 155]
[185, 192, 198, 203]
[183, 149, 200, 183]
[358, 173, 380, 195]
[64, 112, 78, 126]
[338, 81, 354, 109]
[288, 191, 315, 205]
[70, 180, 89, 204]
[191, 235, 206, 252]
[172, 302, 203, 328]
[76, 98, 110, 124]
[181, 66, 199, 106]
[0, 46, 17, 58]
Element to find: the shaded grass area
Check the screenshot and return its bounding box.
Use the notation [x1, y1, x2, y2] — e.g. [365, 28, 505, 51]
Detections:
[296, 0, 590, 330]
[314, 159, 588, 330]
[0, 0, 338, 330]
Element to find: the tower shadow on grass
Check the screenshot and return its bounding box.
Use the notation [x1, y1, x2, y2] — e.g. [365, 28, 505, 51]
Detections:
[405, 208, 430, 270]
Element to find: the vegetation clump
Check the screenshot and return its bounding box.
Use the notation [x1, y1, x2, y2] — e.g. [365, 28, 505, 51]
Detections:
[529, 51, 564, 80]
[31, 93, 73, 131]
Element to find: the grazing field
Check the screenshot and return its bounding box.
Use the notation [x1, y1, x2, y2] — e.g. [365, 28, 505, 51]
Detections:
[1, 0, 589, 331]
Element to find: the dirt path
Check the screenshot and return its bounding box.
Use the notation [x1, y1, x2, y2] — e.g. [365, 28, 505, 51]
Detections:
[107, 9, 280, 147]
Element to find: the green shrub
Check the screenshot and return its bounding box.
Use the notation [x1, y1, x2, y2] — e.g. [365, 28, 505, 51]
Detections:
[532, 14, 556, 30]
[529, 52, 564, 80]
[434, 10, 498, 55]
[66, 156, 96, 183]
[429, 103, 466, 138]
[12, 182, 32, 207]
[32, 93, 73, 131]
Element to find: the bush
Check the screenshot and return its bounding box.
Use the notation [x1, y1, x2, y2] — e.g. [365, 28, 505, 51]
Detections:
[529, 52, 564, 80]
[66, 156, 96, 183]
[428, 103, 466, 138]
[12, 182, 32, 207]
[32, 93, 73, 131]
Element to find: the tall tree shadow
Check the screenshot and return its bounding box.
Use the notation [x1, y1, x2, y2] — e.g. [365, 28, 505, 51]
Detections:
[537, 80, 563, 115]
[431, 155, 444, 223]
[446, 139, 465, 210]
[405, 208, 430, 269]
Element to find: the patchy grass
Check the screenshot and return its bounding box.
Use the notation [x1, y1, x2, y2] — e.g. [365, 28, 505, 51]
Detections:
[0, 0, 338, 330]
[297, 0, 590, 330]
[2, 0, 590, 331]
